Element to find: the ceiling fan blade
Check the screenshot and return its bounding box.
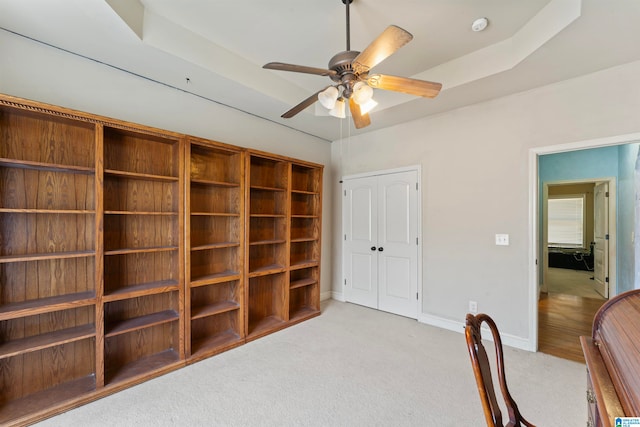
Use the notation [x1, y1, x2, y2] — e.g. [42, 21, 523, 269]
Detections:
[353, 25, 413, 74]
[281, 88, 329, 118]
[263, 62, 337, 77]
[349, 98, 371, 129]
[367, 74, 442, 98]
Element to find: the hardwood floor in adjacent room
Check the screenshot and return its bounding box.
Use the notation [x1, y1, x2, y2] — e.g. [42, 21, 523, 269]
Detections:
[538, 292, 606, 363]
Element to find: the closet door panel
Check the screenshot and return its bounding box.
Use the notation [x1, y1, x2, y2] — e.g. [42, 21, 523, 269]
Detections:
[343, 177, 378, 309]
[377, 171, 418, 319]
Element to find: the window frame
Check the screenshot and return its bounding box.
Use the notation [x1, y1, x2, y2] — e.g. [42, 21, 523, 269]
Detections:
[547, 193, 587, 249]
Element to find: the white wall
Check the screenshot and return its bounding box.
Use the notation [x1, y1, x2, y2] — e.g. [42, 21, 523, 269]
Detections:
[5, 27, 640, 348]
[332, 59, 640, 345]
[0, 29, 334, 299]
[617, 143, 639, 292]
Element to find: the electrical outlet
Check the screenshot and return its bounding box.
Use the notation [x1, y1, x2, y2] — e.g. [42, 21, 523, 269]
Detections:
[469, 300, 478, 314]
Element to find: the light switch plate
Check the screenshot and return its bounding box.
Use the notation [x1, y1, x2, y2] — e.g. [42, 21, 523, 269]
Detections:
[495, 234, 509, 246]
[468, 300, 478, 314]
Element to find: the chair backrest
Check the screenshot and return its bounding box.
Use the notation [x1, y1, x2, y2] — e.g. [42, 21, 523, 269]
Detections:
[464, 313, 536, 427]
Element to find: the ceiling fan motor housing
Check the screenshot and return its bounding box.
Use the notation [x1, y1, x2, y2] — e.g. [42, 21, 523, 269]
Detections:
[329, 50, 362, 96]
[328, 50, 360, 78]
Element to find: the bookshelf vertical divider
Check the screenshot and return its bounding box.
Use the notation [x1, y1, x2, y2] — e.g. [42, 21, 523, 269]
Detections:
[94, 123, 105, 390]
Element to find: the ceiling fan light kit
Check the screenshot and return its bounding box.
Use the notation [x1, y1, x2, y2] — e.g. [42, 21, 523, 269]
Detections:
[318, 86, 339, 109]
[329, 99, 347, 118]
[263, 0, 442, 129]
[352, 81, 373, 105]
[358, 97, 378, 115]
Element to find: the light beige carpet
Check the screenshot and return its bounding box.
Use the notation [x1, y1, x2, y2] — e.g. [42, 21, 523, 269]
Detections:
[547, 267, 605, 299]
[36, 300, 586, 426]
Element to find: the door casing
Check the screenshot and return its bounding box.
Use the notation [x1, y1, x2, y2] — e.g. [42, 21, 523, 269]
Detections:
[528, 132, 640, 352]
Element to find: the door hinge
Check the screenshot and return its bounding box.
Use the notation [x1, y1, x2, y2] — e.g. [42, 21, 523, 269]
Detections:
[344, 234, 346, 241]
[605, 234, 609, 240]
[416, 237, 418, 245]
[605, 191, 609, 197]
[605, 277, 609, 283]
[344, 279, 347, 286]
[416, 292, 419, 300]
[344, 190, 346, 196]
[415, 182, 418, 191]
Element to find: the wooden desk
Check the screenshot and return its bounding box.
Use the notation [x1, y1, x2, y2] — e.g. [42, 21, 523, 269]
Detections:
[580, 289, 640, 426]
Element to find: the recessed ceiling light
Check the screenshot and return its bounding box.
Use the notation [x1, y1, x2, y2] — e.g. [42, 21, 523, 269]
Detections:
[471, 17, 489, 32]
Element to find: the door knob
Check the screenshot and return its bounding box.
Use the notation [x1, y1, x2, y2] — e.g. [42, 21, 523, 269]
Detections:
[371, 246, 377, 251]
[378, 247, 384, 252]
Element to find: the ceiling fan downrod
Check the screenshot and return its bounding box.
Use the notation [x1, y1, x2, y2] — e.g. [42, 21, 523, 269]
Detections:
[327, 0, 358, 96]
[343, 0, 353, 51]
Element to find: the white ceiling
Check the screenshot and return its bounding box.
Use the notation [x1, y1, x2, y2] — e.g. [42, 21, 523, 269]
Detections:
[1, 0, 640, 142]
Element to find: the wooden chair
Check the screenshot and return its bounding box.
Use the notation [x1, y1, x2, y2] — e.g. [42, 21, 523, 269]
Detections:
[465, 313, 536, 427]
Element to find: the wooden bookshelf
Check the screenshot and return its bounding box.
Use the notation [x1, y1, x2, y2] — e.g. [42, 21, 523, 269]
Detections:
[0, 100, 99, 425]
[245, 152, 323, 340]
[289, 163, 322, 323]
[0, 93, 322, 425]
[246, 154, 289, 339]
[185, 138, 245, 362]
[101, 125, 184, 388]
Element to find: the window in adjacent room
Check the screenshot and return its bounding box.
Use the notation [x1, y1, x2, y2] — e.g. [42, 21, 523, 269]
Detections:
[548, 194, 586, 248]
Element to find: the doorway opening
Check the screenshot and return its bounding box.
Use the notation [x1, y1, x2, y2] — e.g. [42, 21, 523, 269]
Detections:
[542, 179, 614, 299]
[538, 178, 613, 362]
[530, 137, 640, 362]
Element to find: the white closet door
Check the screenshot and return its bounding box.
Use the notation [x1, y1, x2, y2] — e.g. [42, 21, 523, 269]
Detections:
[377, 171, 418, 318]
[344, 176, 378, 309]
[343, 170, 419, 319]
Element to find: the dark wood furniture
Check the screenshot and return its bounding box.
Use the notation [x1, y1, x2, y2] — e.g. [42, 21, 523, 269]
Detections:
[548, 247, 593, 271]
[465, 313, 536, 427]
[0, 93, 323, 426]
[580, 289, 640, 427]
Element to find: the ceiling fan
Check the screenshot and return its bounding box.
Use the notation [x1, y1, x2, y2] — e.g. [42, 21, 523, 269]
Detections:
[263, 0, 442, 129]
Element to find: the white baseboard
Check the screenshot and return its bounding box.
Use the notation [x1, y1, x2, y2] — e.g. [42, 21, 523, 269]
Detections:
[330, 291, 345, 302]
[418, 313, 533, 352]
[418, 312, 464, 334]
[320, 291, 333, 301]
[325, 298, 534, 351]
